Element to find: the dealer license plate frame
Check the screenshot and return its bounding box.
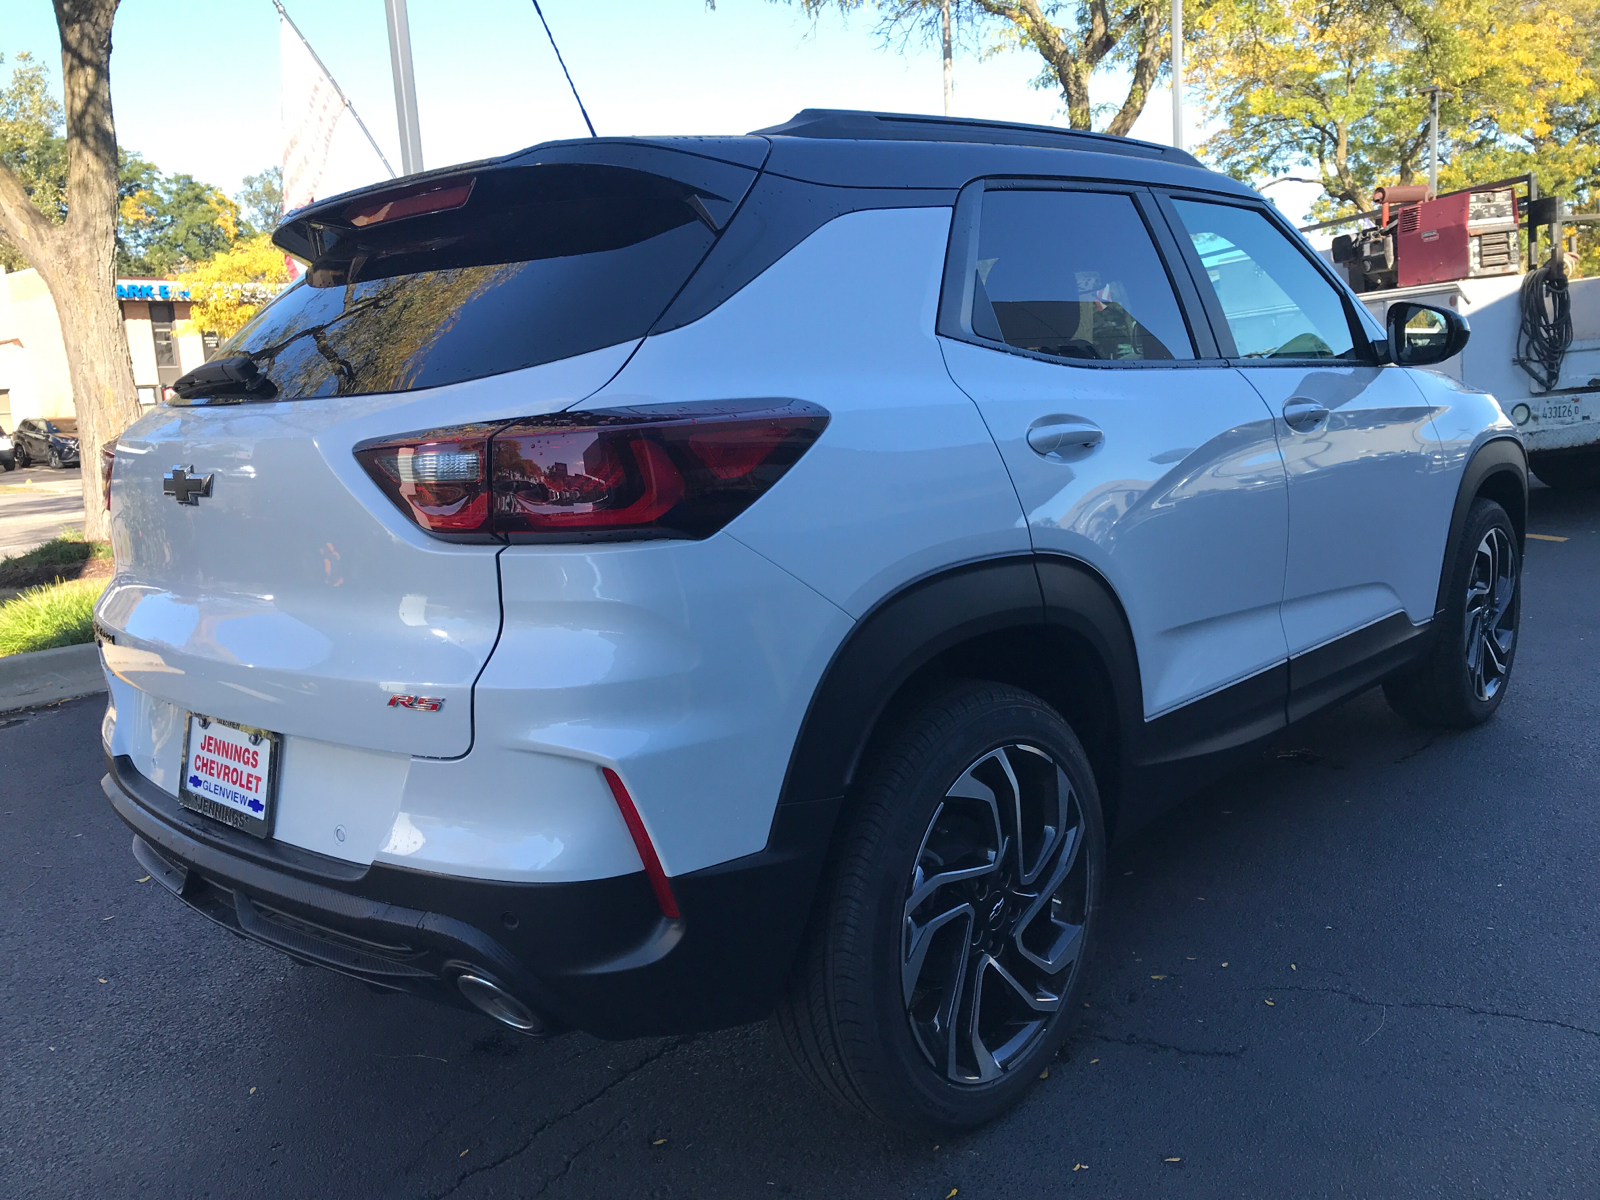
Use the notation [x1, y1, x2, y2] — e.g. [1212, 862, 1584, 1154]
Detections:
[178, 712, 282, 839]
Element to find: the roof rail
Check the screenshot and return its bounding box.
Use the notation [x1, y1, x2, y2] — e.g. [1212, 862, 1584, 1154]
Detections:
[751, 108, 1201, 167]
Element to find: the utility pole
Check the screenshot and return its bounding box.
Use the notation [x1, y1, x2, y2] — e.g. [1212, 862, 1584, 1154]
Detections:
[941, 0, 954, 117]
[1170, 0, 1184, 151]
[1424, 85, 1440, 197]
[385, 0, 424, 175]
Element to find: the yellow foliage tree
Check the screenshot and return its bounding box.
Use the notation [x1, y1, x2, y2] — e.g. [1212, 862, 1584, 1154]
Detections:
[175, 234, 293, 343]
[1190, 0, 1599, 216]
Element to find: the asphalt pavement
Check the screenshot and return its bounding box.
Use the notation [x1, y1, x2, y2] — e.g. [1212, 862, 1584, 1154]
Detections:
[3, 485, 1597, 1200]
[0, 465, 86, 558]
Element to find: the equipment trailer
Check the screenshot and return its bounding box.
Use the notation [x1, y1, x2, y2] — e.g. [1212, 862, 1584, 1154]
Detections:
[1320, 175, 1600, 490]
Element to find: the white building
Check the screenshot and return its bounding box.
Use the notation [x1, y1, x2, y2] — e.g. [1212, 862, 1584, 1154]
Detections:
[0, 267, 212, 433]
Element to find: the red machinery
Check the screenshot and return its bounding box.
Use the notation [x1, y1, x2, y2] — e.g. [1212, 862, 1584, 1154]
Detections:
[1334, 184, 1522, 291]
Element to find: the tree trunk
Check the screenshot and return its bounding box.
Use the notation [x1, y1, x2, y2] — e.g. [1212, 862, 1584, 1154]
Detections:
[0, 0, 138, 543]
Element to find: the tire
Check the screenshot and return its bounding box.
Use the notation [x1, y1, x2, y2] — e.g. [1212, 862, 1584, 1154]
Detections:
[1384, 498, 1520, 728]
[48, 448, 62, 469]
[13, 444, 27, 469]
[773, 680, 1105, 1134]
[1529, 448, 1600, 491]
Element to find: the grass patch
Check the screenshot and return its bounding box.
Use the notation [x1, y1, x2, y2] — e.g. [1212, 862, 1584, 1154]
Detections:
[0, 532, 112, 590]
[0, 577, 104, 656]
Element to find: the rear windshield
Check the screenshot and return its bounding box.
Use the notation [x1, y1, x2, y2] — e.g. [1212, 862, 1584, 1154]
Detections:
[221, 164, 721, 399]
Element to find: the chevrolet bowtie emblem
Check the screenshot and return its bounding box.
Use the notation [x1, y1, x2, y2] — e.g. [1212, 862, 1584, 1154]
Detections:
[163, 466, 213, 505]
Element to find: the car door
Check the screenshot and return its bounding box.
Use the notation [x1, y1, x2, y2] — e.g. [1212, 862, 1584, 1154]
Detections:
[1158, 195, 1446, 710]
[938, 181, 1291, 726]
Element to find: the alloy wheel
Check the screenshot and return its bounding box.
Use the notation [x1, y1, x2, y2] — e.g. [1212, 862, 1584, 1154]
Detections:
[901, 742, 1090, 1085]
[1464, 525, 1518, 702]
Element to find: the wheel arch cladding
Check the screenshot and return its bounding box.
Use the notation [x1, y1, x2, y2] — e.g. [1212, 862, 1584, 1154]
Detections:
[1436, 437, 1528, 618]
[775, 555, 1141, 844]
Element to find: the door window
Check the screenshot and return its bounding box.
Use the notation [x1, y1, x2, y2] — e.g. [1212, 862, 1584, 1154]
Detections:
[1169, 200, 1358, 360]
[971, 190, 1194, 362]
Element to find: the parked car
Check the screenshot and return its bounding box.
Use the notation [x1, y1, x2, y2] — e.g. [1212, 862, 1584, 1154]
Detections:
[97, 110, 1524, 1134]
[13, 416, 80, 469]
[0, 428, 13, 471]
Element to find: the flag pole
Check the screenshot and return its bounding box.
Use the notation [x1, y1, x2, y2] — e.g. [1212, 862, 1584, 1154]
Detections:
[274, 0, 398, 179]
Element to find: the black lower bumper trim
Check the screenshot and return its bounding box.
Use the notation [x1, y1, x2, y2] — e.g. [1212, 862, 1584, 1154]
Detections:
[104, 754, 837, 1038]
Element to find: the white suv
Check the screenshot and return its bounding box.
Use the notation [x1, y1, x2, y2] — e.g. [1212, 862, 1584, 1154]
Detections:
[98, 110, 1525, 1132]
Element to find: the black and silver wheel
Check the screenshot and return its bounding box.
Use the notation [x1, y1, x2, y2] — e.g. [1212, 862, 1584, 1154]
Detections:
[13, 443, 27, 469]
[1385, 498, 1520, 727]
[775, 681, 1103, 1132]
[47, 447, 62, 469]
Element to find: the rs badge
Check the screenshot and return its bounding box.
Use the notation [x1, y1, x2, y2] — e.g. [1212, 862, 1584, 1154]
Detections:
[388, 694, 444, 711]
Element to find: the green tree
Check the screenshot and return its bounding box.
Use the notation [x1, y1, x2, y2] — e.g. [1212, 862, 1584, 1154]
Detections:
[762, 1, 1172, 134]
[0, 51, 68, 269]
[116, 155, 240, 275]
[236, 165, 283, 237]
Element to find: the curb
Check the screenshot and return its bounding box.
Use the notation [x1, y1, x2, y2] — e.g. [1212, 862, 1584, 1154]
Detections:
[0, 641, 106, 713]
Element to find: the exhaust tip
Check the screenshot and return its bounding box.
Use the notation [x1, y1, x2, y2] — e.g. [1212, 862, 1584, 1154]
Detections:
[456, 973, 543, 1034]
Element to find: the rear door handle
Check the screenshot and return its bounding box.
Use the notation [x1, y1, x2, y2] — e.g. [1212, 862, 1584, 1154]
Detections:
[1282, 398, 1330, 432]
[1027, 420, 1103, 459]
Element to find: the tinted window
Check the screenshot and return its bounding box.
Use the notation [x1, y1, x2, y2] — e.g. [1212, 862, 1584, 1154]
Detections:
[972, 190, 1193, 361]
[222, 165, 722, 399]
[1170, 200, 1357, 360]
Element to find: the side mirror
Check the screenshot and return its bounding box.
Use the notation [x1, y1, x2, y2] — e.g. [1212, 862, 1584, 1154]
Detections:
[1387, 301, 1469, 366]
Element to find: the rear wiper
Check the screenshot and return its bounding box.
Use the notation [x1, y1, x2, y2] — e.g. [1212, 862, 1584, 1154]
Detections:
[170, 288, 399, 401]
[170, 355, 279, 402]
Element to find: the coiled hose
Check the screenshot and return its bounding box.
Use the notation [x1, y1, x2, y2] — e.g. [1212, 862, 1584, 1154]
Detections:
[1516, 259, 1573, 391]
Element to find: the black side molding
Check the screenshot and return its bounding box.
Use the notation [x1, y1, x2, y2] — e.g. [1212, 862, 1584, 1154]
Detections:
[1435, 437, 1527, 619]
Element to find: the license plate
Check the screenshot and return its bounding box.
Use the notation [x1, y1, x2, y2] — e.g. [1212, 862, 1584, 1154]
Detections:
[179, 713, 280, 838]
[1542, 397, 1585, 425]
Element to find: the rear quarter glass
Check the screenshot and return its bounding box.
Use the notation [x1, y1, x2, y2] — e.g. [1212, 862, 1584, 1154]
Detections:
[221, 163, 738, 399]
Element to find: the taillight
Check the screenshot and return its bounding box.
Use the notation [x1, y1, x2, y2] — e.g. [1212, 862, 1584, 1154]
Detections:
[101, 437, 118, 512]
[354, 401, 828, 542]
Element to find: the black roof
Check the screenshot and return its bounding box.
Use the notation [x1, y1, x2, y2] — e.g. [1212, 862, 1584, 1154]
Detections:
[753, 108, 1201, 167]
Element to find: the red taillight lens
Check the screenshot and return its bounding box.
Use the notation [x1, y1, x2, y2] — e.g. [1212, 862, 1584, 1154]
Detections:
[354, 425, 498, 534]
[355, 401, 828, 542]
[344, 177, 475, 227]
[101, 437, 118, 511]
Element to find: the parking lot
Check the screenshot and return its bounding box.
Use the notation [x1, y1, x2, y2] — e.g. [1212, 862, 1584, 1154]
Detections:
[0, 465, 85, 560]
[3, 484, 1597, 1200]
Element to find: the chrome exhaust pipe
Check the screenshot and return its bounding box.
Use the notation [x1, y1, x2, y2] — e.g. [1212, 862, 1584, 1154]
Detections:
[456, 973, 543, 1034]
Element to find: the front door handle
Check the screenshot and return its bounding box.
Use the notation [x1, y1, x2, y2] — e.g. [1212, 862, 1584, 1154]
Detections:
[1027, 420, 1103, 459]
[1282, 398, 1331, 432]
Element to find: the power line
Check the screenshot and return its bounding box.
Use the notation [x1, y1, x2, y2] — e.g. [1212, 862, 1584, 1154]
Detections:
[530, 0, 597, 137]
[273, 0, 398, 178]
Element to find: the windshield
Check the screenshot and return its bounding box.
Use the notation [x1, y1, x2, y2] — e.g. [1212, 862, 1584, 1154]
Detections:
[218, 163, 724, 400]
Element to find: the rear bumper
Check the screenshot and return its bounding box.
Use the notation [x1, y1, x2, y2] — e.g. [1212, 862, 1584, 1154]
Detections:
[104, 753, 837, 1038]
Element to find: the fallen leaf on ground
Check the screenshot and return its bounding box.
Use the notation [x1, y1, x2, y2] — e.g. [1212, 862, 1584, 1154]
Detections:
[1221, 962, 1229, 967]
[1291, 963, 1297, 970]
[1073, 1163, 1088, 1171]
[1039, 1068, 1049, 1079]
[1165, 1157, 1182, 1163]
[1265, 999, 1275, 1006]
[459, 1149, 469, 1157]
[136, 876, 150, 883]
[249, 1087, 256, 1095]
[1150, 974, 1166, 980]
[97, 978, 106, 983]
[653, 1139, 666, 1146]
[947, 1189, 958, 1198]
[1089, 1058, 1099, 1064]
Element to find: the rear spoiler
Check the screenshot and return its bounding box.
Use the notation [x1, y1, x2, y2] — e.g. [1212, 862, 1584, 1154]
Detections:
[272, 137, 771, 264]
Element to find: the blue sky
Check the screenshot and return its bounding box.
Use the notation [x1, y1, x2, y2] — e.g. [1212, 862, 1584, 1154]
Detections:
[5, 0, 1320, 223]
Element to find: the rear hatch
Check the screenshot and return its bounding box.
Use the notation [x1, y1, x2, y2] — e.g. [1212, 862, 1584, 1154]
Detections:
[99, 140, 763, 760]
